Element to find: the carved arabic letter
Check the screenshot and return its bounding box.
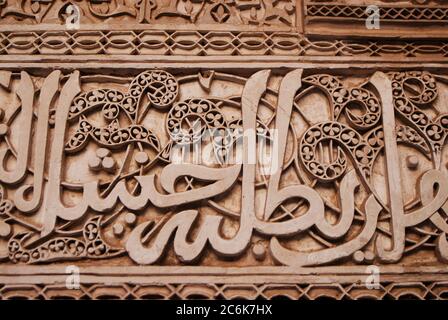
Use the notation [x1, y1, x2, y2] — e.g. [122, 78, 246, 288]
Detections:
[42, 71, 87, 236]
[0, 72, 34, 184]
[208, 69, 271, 255]
[314, 169, 359, 240]
[254, 69, 330, 238]
[136, 164, 241, 208]
[126, 210, 220, 264]
[84, 179, 150, 212]
[417, 170, 448, 262]
[14, 70, 61, 213]
[264, 69, 303, 220]
[402, 170, 448, 227]
[270, 194, 382, 267]
[0, 71, 11, 89]
[126, 70, 272, 264]
[370, 71, 406, 263]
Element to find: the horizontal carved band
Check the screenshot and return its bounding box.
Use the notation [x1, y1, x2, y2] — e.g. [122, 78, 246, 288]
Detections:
[0, 30, 446, 58]
[306, 3, 448, 22]
[1, 281, 448, 300]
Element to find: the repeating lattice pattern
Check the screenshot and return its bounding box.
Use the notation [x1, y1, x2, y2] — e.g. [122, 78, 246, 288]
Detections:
[1, 282, 448, 300]
[306, 3, 448, 21]
[0, 30, 447, 58]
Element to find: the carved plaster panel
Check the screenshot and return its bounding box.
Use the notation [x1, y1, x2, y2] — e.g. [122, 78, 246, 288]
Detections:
[0, 0, 447, 300]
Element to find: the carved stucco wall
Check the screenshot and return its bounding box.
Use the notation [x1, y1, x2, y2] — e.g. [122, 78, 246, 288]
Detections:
[0, 0, 447, 300]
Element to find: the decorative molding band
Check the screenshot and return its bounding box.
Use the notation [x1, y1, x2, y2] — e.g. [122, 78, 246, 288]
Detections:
[0, 30, 446, 59]
[1, 282, 448, 299]
[306, 2, 448, 22]
[3, 266, 448, 299]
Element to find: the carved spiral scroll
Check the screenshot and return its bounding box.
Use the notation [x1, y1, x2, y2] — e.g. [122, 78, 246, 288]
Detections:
[65, 119, 160, 153]
[303, 74, 381, 130]
[68, 70, 179, 122]
[391, 71, 447, 153]
[300, 122, 380, 182]
[166, 98, 227, 144]
[7, 216, 122, 264]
